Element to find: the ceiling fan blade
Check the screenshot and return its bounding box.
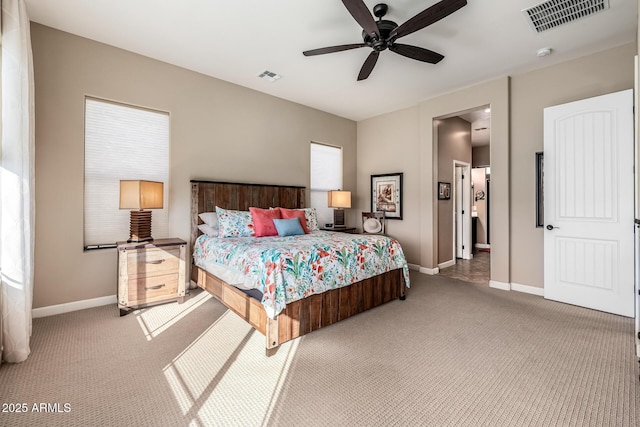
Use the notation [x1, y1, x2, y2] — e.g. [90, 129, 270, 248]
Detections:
[303, 43, 366, 56]
[390, 44, 444, 64]
[390, 0, 467, 40]
[342, 0, 380, 38]
[357, 51, 379, 81]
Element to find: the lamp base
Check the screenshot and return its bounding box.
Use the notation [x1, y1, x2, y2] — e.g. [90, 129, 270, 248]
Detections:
[129, 210, 154, 243]
[333, 209, 345, 227]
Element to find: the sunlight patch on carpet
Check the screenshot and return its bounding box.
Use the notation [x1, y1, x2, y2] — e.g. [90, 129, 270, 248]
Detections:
[134, 291, 213, 340]
[163, 311, 299, 426]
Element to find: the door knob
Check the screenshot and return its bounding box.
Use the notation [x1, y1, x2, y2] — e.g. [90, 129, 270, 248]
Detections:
[546, 225, 558, 230]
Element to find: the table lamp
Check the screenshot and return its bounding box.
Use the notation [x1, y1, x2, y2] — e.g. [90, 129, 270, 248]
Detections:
[327, 190, 351, 228]
[119, 180, 164, 242]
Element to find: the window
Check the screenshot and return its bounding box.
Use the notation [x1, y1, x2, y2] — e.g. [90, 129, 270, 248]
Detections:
[84, 98, 169, 248]
[310, 142, 342, 227]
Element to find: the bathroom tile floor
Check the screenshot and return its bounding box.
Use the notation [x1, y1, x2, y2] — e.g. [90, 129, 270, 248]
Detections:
[437, 250, 490, 285]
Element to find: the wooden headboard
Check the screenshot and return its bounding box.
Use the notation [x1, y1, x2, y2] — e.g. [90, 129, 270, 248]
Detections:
[190, 180, 306, 251]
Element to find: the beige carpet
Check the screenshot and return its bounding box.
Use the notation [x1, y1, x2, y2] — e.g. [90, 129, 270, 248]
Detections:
[1, 272, 638, 426]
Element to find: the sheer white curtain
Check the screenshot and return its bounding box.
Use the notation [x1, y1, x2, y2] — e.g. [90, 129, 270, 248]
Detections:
[1, 0, 36, 364]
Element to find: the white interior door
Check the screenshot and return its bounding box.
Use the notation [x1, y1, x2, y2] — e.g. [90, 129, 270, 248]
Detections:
[544, 89, 634, 317]
[454, 162, 472, 260]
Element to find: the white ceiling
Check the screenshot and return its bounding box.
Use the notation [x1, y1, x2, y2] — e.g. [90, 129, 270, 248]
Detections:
[24, 0, 637, 121]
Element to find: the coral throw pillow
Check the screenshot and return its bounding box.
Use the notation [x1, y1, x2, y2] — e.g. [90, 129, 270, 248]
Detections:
[279, 208, 309, 233]
[249, 207, 281, 237]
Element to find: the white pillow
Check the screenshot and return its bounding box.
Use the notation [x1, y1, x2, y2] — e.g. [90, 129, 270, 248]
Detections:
[198, 212, 219, 228]
[198, 223, 218, 236]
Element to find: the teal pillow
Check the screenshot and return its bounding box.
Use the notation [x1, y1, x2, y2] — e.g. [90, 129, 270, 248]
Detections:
[273, 218, 305, 237]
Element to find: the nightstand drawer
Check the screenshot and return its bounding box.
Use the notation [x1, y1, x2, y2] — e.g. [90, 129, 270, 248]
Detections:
[127, 248, 181, 278]
[128, 273, 179, 304]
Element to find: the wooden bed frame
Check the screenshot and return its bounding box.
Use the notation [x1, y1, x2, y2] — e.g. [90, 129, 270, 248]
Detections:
[190, 180, 407, 353]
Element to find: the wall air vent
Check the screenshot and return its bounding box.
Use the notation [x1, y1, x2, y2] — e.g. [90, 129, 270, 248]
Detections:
[522, 0, 609, 33]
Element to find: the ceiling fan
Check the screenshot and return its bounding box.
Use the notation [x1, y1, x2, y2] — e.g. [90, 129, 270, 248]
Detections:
[303, 0, 467, 81]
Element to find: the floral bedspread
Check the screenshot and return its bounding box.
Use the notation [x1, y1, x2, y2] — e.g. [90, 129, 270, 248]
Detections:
[193, 231, 410, 319]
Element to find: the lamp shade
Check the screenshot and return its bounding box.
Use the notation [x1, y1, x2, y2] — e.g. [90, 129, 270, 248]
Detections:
[327, 190, 351, 209]
[119, 180, 164, 210]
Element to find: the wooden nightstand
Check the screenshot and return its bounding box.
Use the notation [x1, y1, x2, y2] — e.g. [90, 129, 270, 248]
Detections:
[320, 227, 357, 234]
[117, 238, 186, 316]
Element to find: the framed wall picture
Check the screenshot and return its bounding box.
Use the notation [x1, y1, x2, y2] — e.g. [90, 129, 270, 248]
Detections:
[371, 173, 403, 220]
[438, 182, 451, 200]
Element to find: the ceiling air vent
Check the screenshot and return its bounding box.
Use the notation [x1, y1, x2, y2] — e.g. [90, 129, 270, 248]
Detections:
[522, 0, 610, 33]
[258, 70, 282, 82]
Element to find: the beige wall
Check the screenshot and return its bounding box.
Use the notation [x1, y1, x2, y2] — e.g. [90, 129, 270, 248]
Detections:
[472, 146, 490, 167]
[356, 106, 420, 264]
[358, 43, 635, 289]
[420, 78, 510, 282]
[31, 24, 356, 308]
[358, 78, 508, 278]
[510, 43, 635, 289]
[437, 117, 472, 264]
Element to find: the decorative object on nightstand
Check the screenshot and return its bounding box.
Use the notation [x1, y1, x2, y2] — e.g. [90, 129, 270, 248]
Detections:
[362, 211, 385, 234]
[327, 190, 351, 228]
[117, 238, 186, 316]
[119, 180, 164, 243]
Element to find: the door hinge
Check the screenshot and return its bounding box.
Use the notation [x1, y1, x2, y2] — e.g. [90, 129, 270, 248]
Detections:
[462, 245, 465, 250]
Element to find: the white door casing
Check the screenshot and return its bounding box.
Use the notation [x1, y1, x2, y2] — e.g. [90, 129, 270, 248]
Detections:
[634, 56, 639, 357]
[544, 89, 634, 318]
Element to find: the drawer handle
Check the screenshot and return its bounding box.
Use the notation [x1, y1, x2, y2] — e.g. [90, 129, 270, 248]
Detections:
[147, 259, 166, 265]
[145, 284, 166, 290]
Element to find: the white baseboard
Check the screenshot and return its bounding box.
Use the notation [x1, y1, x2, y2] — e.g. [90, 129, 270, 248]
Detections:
[489, 280, 510, 291]
[475, 243, 491, 249]
[407, 263, 421, 271]
[419, 266, 440, 275]
[511, 282, 544, 296]
[438, 259, 455, 269]
[32, 295, 117, 318]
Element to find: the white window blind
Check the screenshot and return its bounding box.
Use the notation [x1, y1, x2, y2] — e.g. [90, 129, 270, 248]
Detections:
[310, 142, 343, 227]
[84, 98, 169, 247]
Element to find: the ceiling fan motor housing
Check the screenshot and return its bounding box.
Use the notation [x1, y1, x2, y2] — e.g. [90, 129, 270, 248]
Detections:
[362, 20, 398, 50]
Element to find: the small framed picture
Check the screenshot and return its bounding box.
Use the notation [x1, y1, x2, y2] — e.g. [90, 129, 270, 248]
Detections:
[438, 182, 451, 200]
[371, 173, 403, 220]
